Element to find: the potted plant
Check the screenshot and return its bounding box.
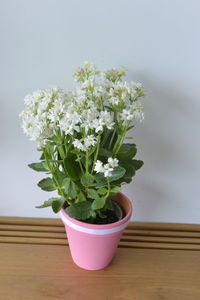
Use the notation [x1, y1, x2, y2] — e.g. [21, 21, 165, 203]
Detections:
[20, 62, 145, 270]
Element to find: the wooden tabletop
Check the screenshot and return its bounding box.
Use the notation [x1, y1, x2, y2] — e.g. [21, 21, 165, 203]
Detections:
[0, 217, 200, 300]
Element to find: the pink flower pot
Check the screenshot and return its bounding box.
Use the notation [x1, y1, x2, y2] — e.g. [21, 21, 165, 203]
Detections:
[60, 192, 132, 270]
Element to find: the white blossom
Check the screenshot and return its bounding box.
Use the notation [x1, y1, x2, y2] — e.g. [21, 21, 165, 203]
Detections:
[20, 62, 145, 149]
[94, 160, 105, 173]
[19, 87, 64, 147]
[94, 157, 119, 178]
[120, 103, 144, 123]
[108, 157, 119, 168]
[84, 135, 97, 148]
[72, 139, 86, 151]
[73, 61, 99, 82]
[103, 164, 114, 177]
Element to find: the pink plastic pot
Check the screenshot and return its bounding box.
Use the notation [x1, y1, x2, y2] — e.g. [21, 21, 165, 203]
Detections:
[60, 192, 132, 270]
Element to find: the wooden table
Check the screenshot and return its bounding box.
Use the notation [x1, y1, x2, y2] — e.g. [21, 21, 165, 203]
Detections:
[0, 217, 200, 300]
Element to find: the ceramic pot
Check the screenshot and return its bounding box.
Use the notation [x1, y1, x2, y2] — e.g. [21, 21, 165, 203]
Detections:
[60, 192, 132, 270]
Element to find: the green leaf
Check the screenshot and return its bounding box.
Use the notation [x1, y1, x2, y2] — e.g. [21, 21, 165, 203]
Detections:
[39, 152, 45, 160]
[81, 173, 95, 187]
[66, 201, 93, 220]
[121, 162, 136, 177]
[68, 181, 78, 198]
[28, 162, 48, 172]
[110, 166, 126, 182]
[64, 156, 81, 181]
[61, 178, 71, 194]
[95, 173, 107, 187]
[104, 198, 114, 211]
[99, 148, 112, 157]
[91, 197, 106, 210]
[76, 191, 86, 203]
[132, 159, 144, 170]
[52, 197, 65, 213]
[117, 144, 137, 161]
[53, 170, 66, 186]
[114, 162, 136, 184]
[36, 197, 57, 208]
[110, 186, 121, 195]
[116, 126, 124, 136]
[97, 187, 108, 195]
[87, 189, 100, 200]
[127, 125, 134, 131]
[37, 178, 56, 192]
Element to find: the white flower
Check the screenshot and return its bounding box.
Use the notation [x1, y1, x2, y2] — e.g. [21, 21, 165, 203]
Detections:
[99, 111, 114, 130]
[72, 139, 86, 151]
[131, 82, 142, 89]
[103, 164, 114, 177]
[91, 111, 114, 133]
[20, 62, 145, 149]
[84, 135, 97, 148]
[19, 87, 64, 146]
[94, 160, 104, 173]
[109, 97, 120, 106]
[108, 157, 119, 168]
[120, 109, 134, 121]
[120, 103, 144, 123]
[94, 157, 119, 178]
[73, 61, 99, 82]
[92, 118, 104, 133]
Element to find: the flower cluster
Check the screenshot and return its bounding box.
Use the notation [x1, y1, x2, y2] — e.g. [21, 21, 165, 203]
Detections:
[94, 158, 119, 177]
[20, 62, 145, 219]
[19, 87, 65, 146]
[73, 135, 97, 152]
[20, 62, 145, 176]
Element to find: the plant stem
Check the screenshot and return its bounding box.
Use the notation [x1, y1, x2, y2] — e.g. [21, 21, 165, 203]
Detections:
[85, 150, 89, 173]
[101, 130, 110, 148]
[43, 149, 66, 198]
[92, 135, 100, 173]
[108, 128, 116, 150]
[105, 177, 111, 199]
[77, 154, 84, 173]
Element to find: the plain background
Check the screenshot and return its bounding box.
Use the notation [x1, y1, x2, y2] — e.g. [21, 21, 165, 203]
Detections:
[0, 0, 200, 223]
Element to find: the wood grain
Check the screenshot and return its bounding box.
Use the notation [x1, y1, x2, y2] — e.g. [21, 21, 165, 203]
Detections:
[0, 217, 200, 300]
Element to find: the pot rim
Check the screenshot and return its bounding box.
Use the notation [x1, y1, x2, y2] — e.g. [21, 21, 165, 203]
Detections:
[60, 192, 132, 231]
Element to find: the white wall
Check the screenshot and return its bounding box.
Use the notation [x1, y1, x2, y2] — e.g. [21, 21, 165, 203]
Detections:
[0, 0, 200, 223]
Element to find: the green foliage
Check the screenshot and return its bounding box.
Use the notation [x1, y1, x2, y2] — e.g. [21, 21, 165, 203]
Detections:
[104, 198, 114, 211]
[52, 197, 65, 213]
[117, 143, 137, 161]
[61, 178, 71, 194]
[37, 178, 56, 191]
[87, 189, 100, 200]
[28, 162, 48, 172]
[53, 170, 66, 186]
[97, 187, 108, 195]
[64, 156, 81, 180]
[36, 197, 65, 213]
[66, 201, 94, 220]
[110, 186, 121, 195]
[81, 173, 95, 187]
[95, 173, 107, 187]
[76, 191, 86, 203]
[99, 148, 112, 158]
[36, 198, 56, 208]
[132, 160, 144, 170]
[68, 181, 78, 198]
[110, 166, 126, 182]
[91, 196, 106, 210]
